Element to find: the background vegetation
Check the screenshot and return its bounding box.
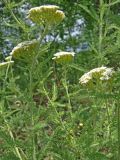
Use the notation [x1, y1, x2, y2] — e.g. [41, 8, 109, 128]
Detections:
[0, 0, 120, 160]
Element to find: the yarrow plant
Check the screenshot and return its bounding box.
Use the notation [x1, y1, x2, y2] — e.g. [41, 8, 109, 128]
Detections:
[28, 5, 65, 27]
[79, 66, 114, 88]
[1, 1, 119, 160]
[9, 5, 65, 64]
[52, 51, 75, 64]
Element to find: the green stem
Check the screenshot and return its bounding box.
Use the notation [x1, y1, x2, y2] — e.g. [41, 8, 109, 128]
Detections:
[118, 101, 120, 160]
[4, 0, 26, 31]
[106, 100, 111, 140]
[39, 25, 48, 44]
[63, 66, 72, 118]
[32, 120, 37, 160]
[92, 106, 97, 142]
[43, 86, 66, 130]
[106, 0, 120, 7]
[31, 25, 49, 71]
[98, 0, 104, 66]
[4, 119, 23, 160]
[2, 60, 13, 92]
[29, 68, 37, 160]
[28, 25, 49, 160]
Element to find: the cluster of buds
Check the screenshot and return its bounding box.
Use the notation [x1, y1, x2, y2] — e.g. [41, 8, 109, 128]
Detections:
[28, 5, 65, 27]
[52, 51, 75, 64]
[79, 66, 114, 88]
[10, 40, 39, 61]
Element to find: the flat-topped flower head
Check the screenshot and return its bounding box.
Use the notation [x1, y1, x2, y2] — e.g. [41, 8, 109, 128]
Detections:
[52, 51, 75, 63]
[28, 5, 65, 26]
[10, 40, 39, 61]
[79, 66, 114, 87]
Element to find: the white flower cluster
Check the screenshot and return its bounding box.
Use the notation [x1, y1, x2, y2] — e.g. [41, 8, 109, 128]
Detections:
[52, 51, 75, 59]
[52, 51, 75, 63]
[79, 66, 114, 85]
[100, 67, 114, 80]
[10, 40, 38, 60]
[28, 5, 65, 26]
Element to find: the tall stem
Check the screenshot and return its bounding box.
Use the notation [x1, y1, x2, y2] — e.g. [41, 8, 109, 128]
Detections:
[63, 66, 72, 118]
[31, 25, 48, 70]
[28, 25, 49, 160]
[29, 67, 37, 160]
[106, 100, 111, 140]
[98, 0, 104, 66]
[118, 101, 120, 160]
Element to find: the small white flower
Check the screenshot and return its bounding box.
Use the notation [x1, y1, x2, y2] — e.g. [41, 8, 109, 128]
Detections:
[52, 51, 75, 59]
[79, 66, 114, 86]
[90, 66, 106, 74]
[100, 68, 114, 80]
[79, 72, 92, 85]
[52, 51, 75, 63]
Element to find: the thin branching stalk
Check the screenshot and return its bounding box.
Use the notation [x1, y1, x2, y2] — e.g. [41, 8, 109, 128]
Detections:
[106, 0, 120, 7]
[31, 25, 49, 70]
[4, 0, 27, 31]
[43, 85, 66, 130]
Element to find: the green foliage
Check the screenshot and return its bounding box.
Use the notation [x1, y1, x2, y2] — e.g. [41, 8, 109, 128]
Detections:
[0, 0, 120, 160]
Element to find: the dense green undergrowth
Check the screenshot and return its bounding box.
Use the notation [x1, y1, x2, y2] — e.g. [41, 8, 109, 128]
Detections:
[0, 0, 120, 160]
